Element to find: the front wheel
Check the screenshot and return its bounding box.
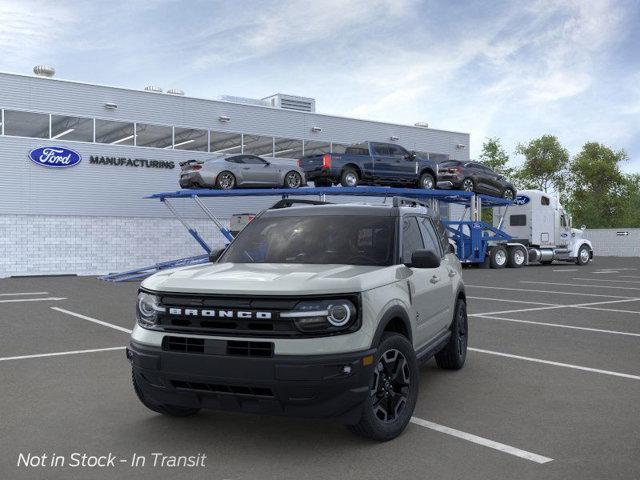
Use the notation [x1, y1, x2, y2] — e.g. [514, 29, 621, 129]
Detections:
[576, 245, 591, 265]
[418, 172, 435, 190]
[348, 333, 418, 441]
[502, 188, 516, 200]
[284, 171, 302, 189]
[461, 178, 475, 192]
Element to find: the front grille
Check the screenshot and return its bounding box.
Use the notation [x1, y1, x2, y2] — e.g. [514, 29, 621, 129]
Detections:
[162, 336, 204, 353]
[171, 380, 274, 398]
[227, 340, 273, 357]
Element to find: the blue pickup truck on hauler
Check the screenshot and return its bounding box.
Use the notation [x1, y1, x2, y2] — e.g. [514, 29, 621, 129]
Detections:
[298, 142, 439, 189]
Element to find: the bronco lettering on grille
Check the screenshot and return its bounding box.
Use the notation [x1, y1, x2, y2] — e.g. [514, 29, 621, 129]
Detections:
[168, 308, 272, 320]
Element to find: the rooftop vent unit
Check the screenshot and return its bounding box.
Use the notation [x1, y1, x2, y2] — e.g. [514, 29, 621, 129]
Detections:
[414, 122, 429, 128]
[33, 65, 55, 78]
[167, 88, 185, 96]
[144, 85, 163, 93]
[262, 93, 316, 113]
[217, 95, 270, 107]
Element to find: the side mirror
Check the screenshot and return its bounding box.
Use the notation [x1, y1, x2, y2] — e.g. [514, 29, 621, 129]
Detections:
[406, 249, 441, 268]
[404, 152, 416, 160]
[208, 248, 225, 263]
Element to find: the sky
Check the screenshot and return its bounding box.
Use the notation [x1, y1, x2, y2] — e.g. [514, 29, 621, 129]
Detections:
[1, 0, 639, 171]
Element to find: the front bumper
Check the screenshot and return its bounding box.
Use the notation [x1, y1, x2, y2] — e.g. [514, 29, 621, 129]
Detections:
[128, 340, 376, 424]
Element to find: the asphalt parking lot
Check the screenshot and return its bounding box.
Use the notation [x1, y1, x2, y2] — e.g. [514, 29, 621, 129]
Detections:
[1, 257, 639, 480]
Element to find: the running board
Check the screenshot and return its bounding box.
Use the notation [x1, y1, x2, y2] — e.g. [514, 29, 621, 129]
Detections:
[416, 330, 451, 364]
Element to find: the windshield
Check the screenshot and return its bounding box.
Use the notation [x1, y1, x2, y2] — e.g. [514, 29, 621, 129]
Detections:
[220, 215, 396, 266]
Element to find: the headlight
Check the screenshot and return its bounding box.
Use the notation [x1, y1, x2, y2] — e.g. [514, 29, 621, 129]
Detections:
[281, 299, 357, 334]
[136, 292, 164, 328]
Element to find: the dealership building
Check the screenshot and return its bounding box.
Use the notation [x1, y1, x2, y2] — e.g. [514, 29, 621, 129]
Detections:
[0, 68, 471, 277]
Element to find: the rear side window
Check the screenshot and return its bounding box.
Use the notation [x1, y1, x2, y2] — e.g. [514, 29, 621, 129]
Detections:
[345, 143, 369, 156]
[401, 217, 425, 264]
[541, 196, 550, 205]
[510, 214, 527, 226]
[418, 218, 443, 257]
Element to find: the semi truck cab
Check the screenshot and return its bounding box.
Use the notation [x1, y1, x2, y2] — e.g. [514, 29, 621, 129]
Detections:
[495, 189, 593, 265]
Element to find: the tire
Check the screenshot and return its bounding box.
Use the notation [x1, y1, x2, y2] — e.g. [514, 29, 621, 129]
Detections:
[314, 178, 332, 187]
[435, 298, 468, 370]
[502, 188, 516, 200]
[418, 172, 435, 190]
[215, 171, 236, 190]
[507, 246, 526, 268]
[348, 333, 418, 441]
[284, 171, 302, 189]
[340, 168, 359, 187]
[576, 245, 591, 265]
[461, 178, 475, 192]
[489, 245, 507, 269]
[132, 371, 200, 417]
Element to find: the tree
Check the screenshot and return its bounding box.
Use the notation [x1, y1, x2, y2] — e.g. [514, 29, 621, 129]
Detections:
[478, 137, 515, 177]
[566, 142, 628, 228]
[515, 135, 569, 193]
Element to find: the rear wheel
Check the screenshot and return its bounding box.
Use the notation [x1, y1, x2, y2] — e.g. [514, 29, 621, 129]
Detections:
[418, 172, 435, 190]
[284, 171, 302, 189]
[348, 333, 418, 441]
[461, 178, 475, 192]
[507, 246, 526, 268]
[490, 245, 507, 269]
[132, 371, 200, 417]
[341, 168, 359, 187]
[215, 171, 236, 190]
[502, 188, 516, 200]
[435, 298, 468, 370]
[576, 245, 591, 265]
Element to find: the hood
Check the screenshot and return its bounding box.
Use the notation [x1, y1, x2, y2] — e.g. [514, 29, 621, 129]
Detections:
[141, 262, 403, 295]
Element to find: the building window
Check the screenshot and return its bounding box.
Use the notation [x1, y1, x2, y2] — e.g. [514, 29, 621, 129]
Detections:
[331, 143, 349, 154]
[172, 127, 208, 151]
[3, 110, 50, 139]
[303, 140, 330, 156]
[135, 123, 173, 148]
[95, 119, 135, 145]
[210, 131, 242, 154]
[273, 137, 303, 159]
[50, 114, 94, 142]
[243, 134, 274, 156]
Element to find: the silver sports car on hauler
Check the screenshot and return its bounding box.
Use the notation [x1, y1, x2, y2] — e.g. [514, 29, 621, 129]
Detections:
[179, 154, 307, 189]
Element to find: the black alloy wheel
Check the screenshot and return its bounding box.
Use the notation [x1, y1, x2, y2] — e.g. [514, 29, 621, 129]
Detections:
[503, 188, 515, 200]
[371, 349, 411, 423]
[462, 178, 474, 192]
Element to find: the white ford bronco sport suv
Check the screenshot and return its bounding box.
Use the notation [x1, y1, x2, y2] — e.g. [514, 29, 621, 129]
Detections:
[128, 197, 468, 440]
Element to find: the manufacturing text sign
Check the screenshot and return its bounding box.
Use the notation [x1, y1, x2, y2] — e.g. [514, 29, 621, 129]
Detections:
[28, 146, 82, 168]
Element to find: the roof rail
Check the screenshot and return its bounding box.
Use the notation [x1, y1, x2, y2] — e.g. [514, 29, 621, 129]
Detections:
[270, 198, 332, 209]
[392, 196, 430, 209]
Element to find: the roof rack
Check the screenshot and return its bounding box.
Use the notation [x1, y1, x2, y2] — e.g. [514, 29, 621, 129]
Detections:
[270, 198, 332, 209]
[392, 196, 430, 209]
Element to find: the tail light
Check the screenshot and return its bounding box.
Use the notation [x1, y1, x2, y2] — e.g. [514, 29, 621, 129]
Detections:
[193, 165, 202, 170]
[322, 154, 331, 168]
[297, 159, 301, 167]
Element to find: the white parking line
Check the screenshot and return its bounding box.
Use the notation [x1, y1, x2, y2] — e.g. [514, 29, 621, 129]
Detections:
[51, 307, 132, 334]
[469, 347, 640, 381]
[410, 417, 553, 464]
[521, 281, 640, 291]
[470, 305, 565, 316]
[472, 315, 640, 338]
[553, 269, 578, 272]
[0, 292, 49, 296]
[0, 297, 67, 304]
[469, 298, 640, 317]
[467, 296, 558, 307]
[0, 346, 125, 362]
[466, 285, 637, 299]
[573, 278, 640, 284]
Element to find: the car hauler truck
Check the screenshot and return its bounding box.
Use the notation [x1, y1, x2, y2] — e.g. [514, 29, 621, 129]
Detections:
[492, 189, 593, 267]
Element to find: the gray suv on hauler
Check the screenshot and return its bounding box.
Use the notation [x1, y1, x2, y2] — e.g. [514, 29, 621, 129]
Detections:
[128, 198, 468, 440]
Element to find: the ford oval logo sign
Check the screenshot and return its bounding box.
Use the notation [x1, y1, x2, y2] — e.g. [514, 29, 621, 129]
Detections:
[28, 146, 82, 168]
[514, 195, 530, 206]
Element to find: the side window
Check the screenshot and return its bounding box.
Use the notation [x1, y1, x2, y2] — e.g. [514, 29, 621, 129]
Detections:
[243, 155, 267, 165]
[541, 196, 550, 206]
[560, 215, 567, 228]
[373, 144, 390, 156]
[401, 217, 425, 264]
[418, 217, 443, 257]
[510, 214, 527, 226]
[226, 156, 244, 164]
[431, 218, 450, 254]
[387, 145, 405, 157]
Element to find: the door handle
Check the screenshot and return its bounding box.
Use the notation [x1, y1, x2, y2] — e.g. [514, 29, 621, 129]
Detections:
[242, 167, 250, 170]
[448, 270, 457, 277]
[430, 275, 440, 284]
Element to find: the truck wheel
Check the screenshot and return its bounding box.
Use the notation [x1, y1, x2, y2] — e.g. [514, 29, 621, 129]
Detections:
[348, 333, 418, 441]
[435, 298, 467, 370]
[340, 168, 359, 187]
[132, 371, 200, 417]
[461, 178, 475, 192]
[418, 172, 435, 190]
[489, 245, 507, 268]
[507, 246, 526, 268]
[576, 245, 591, 265]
